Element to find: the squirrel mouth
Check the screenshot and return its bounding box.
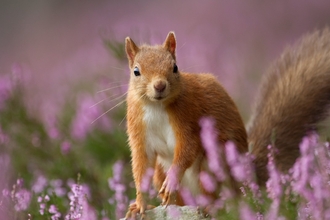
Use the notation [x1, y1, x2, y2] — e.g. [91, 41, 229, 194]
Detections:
[151, 94, 165, 101]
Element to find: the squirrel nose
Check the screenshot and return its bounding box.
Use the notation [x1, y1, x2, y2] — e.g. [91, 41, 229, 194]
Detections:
[154, 81, 166, 93]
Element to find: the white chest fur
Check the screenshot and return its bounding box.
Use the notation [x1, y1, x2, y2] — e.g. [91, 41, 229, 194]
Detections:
[143, 103, 176, 162]
[143, 103, 201, 195]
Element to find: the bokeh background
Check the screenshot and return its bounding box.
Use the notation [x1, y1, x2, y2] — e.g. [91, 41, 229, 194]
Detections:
[2, 0, 330, 120]
[1, 0, 330, 219]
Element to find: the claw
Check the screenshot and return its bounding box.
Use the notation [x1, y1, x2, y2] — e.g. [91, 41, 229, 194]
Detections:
[159, 166, 182, 206]
[197, 205, 212, 218]
[126, 203, 155, 220]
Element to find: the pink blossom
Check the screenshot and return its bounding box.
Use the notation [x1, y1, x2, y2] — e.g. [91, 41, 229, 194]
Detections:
[180, 188, 196, 206]
[225, 142, 255, 183]
[32, 175, 48, 193]
[199, 117, 226, 181]
[49, 204, 61, 220]
[140, 168, 154, 193]
[81, 199, 97, 220]
[266, 145, 282, 200]
[239, 202, 257, 220]
[49, 179, 67, 197]
[66, 183, 84, 219]
[195, 194, 212, 207]
[0, 75, 13, 109]
[13, 188, 31, 211]
[107, 160, 129, 219]
[45, 116, 60, 139]
[71, 94, 112, 140]
[39, 203, 45, 215]
[61, 141, 71, 155]
[164, 166, 180, 193]
[199, 171, 216, 193]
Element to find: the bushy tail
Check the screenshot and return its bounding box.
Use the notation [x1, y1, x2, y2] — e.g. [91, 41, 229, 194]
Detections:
[247, 27, 330, 185]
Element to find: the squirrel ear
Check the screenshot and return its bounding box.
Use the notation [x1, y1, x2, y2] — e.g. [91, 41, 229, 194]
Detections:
[125, 37, 139, 68]
[163, 31, 176, 58]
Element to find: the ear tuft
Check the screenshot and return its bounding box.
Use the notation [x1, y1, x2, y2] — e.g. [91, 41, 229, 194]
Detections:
[163, 31, 176, 58]
[125, 37, 139, 68]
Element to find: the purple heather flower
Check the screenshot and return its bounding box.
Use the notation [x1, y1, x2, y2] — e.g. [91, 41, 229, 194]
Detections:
[289, 136, 330, 219]
[66, 183, 84, 219]
[108, 160, 129, 219]
[195, 194, 212, 207]
[225, 141, 240, 165]
[199, 117, 226, 181]
[16, 178, 24, 188]
[2, 189, 10, 197]
[49, 179, 67, 197]
[180, 188, 196, 206]
[0, 75, 13, 110]
[140, 167, 154, 193]
[80, 199, 97, 220]
[265, 200, 281, 220]
[219, 187, 235, 201]
[61, 141, 71, 155]
[13, 188, 31, 211]
[240, 187, 246, 196]
[39, 203, 45, 215]
[239, 202, 257, 220]
[49, 204, 61, 220]
[266, 145, 282, 200]
[45, 195, 50, 201]
[108, 160, 125, 190]
[225, 142, 255, 183]
[45, 116, 60, 139]
[164, 166, 180, 193]
[199, 171, 216, 193]
[37, 196, 42, 203]
[32, 175, 48, 193]
[71, 94, 112, 140]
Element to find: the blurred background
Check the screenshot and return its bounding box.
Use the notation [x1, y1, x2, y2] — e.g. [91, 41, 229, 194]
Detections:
[2, 0, 330, 120]
[1, 0, 330, 219]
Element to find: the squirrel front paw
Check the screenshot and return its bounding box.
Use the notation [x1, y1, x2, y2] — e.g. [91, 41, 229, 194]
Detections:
[158, 168, 180, 206]
[125, 202, 155, 220]
[125, 193, 155, 220]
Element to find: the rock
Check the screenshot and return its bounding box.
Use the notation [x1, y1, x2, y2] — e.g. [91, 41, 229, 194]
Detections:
[120, 205, 211, 220]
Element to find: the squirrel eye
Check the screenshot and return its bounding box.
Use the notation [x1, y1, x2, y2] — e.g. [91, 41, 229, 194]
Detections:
[133, 67, 140, 76]
[173, 64, 178, 73]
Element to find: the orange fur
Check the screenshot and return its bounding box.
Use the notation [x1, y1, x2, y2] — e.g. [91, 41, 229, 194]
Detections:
[125, 28, 330, 218]
[125, 32, 247, 217]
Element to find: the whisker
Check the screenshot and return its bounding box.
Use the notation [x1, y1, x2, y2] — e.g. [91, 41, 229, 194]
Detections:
[119, 93, 146, 126]
[91, 84, 147, 109]
[109, 66, 126, 71]
[91, 99, 127, 124]
[96, 84, 129, 93]
[119, 115, 127, 126]
[92, 86, 148, 124]
[90, 92, 128, 108]
[89, 98, 107, 108]
[108, 92, 128, 102]
[177, 42, 186, 52]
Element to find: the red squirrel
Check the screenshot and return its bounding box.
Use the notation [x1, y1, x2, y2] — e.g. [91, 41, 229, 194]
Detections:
[124, 28, 330, 218]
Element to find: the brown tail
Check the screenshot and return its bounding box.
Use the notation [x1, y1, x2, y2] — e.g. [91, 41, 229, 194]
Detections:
[247, 27, 330, 185]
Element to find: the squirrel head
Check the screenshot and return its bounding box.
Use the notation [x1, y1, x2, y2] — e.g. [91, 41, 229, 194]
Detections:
[125, 32, 181, 104]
